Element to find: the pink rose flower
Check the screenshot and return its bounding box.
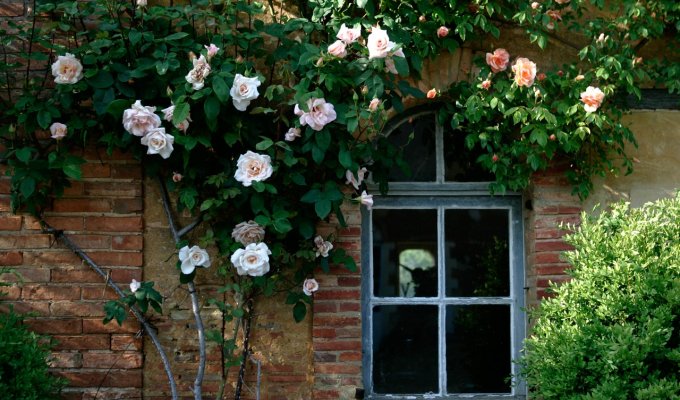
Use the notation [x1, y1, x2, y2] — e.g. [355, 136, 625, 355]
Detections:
[327, 40, 347, 58]
[437, 26, 449, 38]
[172, 172, 183, 183]
[546, 9, 562, 21]
[336, 24, 361, 44]
[356, 190, 373, 210]
[294, 98, 337, 131]
[49, 122, 67, 140]
[123, 100, 161, 137]
[511, 57, 537, 87]
[314, 236, 333, 258]
[531, 2, 540, 9]
[51, 53, 83, 84]
[367, 26, 395, 59]
[481, 80, 492, 90]
[580, 86, 605, 113]
[485, 48, 510, 73]
[185, 54, 211, 90]
[234, 151, 273, 186]
[345, 167, 368, 190]
[140, 127, 174, 159]
[368, 98, 381, 112]
[302, 278, 319, 296]
[537, 72, 547, 81]
[284, 127, 301, 141]
[426, 88, 437, 99]
[204, 43, 220, 59]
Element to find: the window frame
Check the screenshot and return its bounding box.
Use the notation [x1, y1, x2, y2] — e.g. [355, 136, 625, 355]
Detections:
[361, 110, 527, 399]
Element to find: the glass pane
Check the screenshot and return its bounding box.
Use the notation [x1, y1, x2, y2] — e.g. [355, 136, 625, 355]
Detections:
[443, 130, 495, 182]
[445, 209, 509, 297]
[446, 305, 511, 393]
[373, 305, 439, 394]
[373, 209, 437, 297]
[387, 115, 436, 181]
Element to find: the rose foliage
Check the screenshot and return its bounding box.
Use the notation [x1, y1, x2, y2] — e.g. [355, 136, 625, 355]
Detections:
[0, 0, 680, 390]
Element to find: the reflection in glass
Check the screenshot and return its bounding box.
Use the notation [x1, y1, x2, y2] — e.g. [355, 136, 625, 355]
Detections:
[443, 130, 495, 182]
[373, 305, 438, 394]
[387, 115, 436, 181]
[445, 209, 509, 297]
[373, 209, 437, 297]
[446, 305, 511, 393]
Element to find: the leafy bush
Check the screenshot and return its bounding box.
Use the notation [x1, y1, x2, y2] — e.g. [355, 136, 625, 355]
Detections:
[0, 309, 65, 399]
[520, 195, 680, 399]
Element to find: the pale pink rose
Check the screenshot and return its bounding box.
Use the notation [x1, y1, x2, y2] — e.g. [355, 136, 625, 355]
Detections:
[418, 15, 426, 23]
[345, 167, 368, 190]
[574, 74, 585, 81]
[480, 80, 492, 90]
[172, 172, 183, 183]
[336, 24, 361, 44]
[123, 100, 161, 136]
[161, 104, 191, 132]
[231, 243, 271, 277]
[302, 278, 319, 296]
[284, 127, 301, 141]
[232, 221, 266, 246]
[230, 74, 261, 111]
[426, 88, 437, 99]
[234, 151, 273, 186]
[437, 26, 449, 38]
[537, 72, 547, 81]
[485, 48, 510, 73]
[511, 57, 537, 87]
[51, 53, 83, 84]
[596, 33, 608, 45]
[546, 9, 562, 21]
[294, 98, 337, 131]
[179, 245, 211, 275]
[314, 236, 333, 258]
[368, 98, 381, 112]
[185, 54, 211, 90]
[136, 0, 147, 7]
[129, 279, 141, 293]
[356, 190, 373, 210]
[140, 127, 174, 159]
[531, 2, 540, 9]
[580, 86, 605, 113]
[327, 40, 347, 58]
[367, 26, 395, 59]
[49, 122, 67, 140]
[204, 43, 220, 59]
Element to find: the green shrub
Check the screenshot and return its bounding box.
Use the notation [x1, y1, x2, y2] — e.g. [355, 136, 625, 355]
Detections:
[0, 309, 65, 399]
[520, 195, 680, 400]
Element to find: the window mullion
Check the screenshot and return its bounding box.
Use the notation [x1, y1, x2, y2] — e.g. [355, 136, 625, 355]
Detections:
[438, 206, 447, 396]
[435, 113, 445, 184]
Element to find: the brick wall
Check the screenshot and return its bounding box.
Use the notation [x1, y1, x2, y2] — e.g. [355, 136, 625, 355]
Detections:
[0, 147, 145, 400]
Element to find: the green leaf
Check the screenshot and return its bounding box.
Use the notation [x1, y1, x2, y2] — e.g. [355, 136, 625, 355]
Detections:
[63, 163, 82, 180]
[301, 189, 321, 203]
[255, 138, 274, 151]
[204, 95, 220, 131]
[393, 56, 409, 76]
[37, 110, 52, 129]
[273, 218, 292, 234]
[20, 178, 35, 198]
[173, 102, 190, 126]
[15, 147, 33, 163]
[164, 32, 189, 41]
[293, 302, 307, 322]
[315, 199, 331, 219]
[315, 130, 331, 152]
[88, 70, 114, 89]
[106, 99, 133, 119]
[338, 146, 353, 169]
[212, 76, 230, 103]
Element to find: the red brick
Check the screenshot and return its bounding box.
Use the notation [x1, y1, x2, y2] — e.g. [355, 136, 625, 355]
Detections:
[53, 370, 142, 388]
[0, 301, 49, 315]
[84, 182, 141, 197]
[536, 265, 569, 276]
[22, 215, 42, 230]
[337, 276, 361, 287]
[535, 240, 574, 252]
[314, 340, 361, 351]
[81, 164, 110, 178]
[51, 301, 105, 317]
[23, 251, 80, 265]
[25, 318, 82, 334]
[267, 374, 307, 382]
[110, 165, 142, 179]
[314, 364, 361, 375]
[313, 328, 336, 338]
[82, 285, 120, 300]
[112, 235, 143, 250]
[0, 234, 51, 248]
[52, 198, 112, 213]
[314, 352, 338, 362]
[0, 286, 20, 300]
[535, 228, 567, 239]
[339, 351, 362, 362]
[537, 276, 570, 288]
[53, 334, 110, 350]
[88, 251, 143, 267]
[49, 352, 83, 368]
[111, 335, 143, 351]
[0, 197, 10, 211]
[313, 316, 360, 327]
[0, 3, 25, 18]
[0, 180, 9, 195]
[314, 289, 360, 301]
[534, 205, 582, 215]
[85, 216, 143, 232]
[313, 302, 338, 313]
[51, 267, 103, 283]
[0, 267, 49, 282]
[112, 198, 143, 213]
[534, 215, 581, 229]
[0, 215, 22, 230]
[83, 318, 140, 334]
[0, 251, 22, 265]
[338, 302, 360, 312]
[62, 181, 84, 196]
[67, 234, 111, 249]
[82, 352, 143, 369]
[313, 390, 340, 399]
[22, 284, 81, 300]
[43, 216, 84, 231]
[534, 252, 564, 264]
[110, 268, 142, 282]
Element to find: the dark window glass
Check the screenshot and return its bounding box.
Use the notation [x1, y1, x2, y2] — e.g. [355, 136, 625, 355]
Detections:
[443, 129, 495, 182]
[445, 209, 509, 297]
[373, 209, 438, 297]
[446, 305, 511, 393]
[387, 115, 436, 181]
[373, 305, 439, 394]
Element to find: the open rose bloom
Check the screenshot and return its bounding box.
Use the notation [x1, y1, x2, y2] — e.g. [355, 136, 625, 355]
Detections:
[49, 122, 67, 140]
[51, 53, 84, 84]
[486, 48, 510, 73]
[336, 24, 361, 44]
[367, 26, 396, 59]
[512, 57, 537, 87]
[129, 279, 141, 293]
[185, 54, 211, 90]
[231, 243, 271, 277]
[303, 278, 319, 296]
[314, 236, 333, 258]
[580, 86, 605, 113]
[345, 167, 368, 190]
[234, 151, 273, 186]
[294, 98, 337, 131]
[123, 100, 161, 136]
[232, 221, 265, 246]
[327, 40, 347, 58]
[140, 127, 174, 159]
[179, 245, 211, 275]
[230, 74, 261, 111]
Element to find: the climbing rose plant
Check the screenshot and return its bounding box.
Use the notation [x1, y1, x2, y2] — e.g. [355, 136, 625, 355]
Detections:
[1, 0, 680, 397]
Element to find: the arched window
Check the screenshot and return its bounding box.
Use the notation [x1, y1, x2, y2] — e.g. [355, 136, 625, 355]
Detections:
[362, 108, 527, 399]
